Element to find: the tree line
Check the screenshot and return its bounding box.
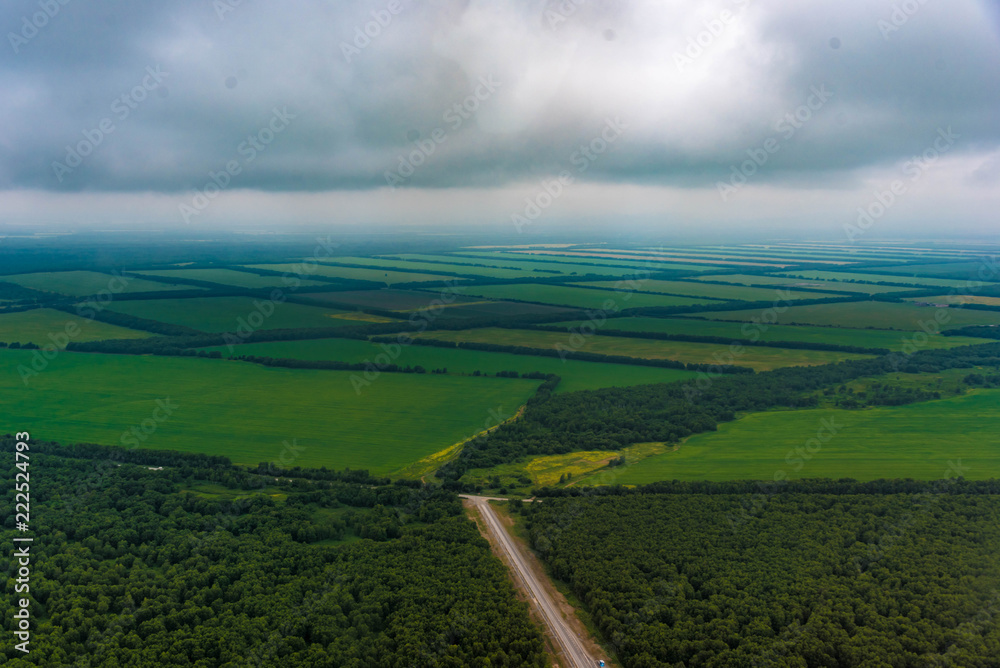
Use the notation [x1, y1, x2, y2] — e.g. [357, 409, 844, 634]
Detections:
[439, 342, 1000, 479]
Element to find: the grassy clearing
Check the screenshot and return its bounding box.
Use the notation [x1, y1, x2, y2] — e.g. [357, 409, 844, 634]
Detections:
[457, 283, 715, 310]
[204, 337, 698, 393]
[245, 263, 467, 285]
[135, 268, 327, 289]
[104, 296, 352, 333]
[576, 279, 843, 301]
[703, 300, 1000, 330]
[183, 481, 287, 502]
[588, 390, 1000, 484]
[465, 443, 671, 491]
[0, 308, 152, 346]
[0, 349, 539, 474]
[3, 271, 201, 296]
[693, 274, 908, 295]
[552, 316, 992, 351]
[777, 270, 972, 288]
[412, 327, 873, 371]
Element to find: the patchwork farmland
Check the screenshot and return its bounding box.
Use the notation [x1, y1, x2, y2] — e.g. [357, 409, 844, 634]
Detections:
[3, 240, 999, 486]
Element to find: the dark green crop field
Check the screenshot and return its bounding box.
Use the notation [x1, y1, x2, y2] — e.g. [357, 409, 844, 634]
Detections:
[104, 296, 355, 332]
[207, 337, 699, 393]
[553, 316, 992, 351]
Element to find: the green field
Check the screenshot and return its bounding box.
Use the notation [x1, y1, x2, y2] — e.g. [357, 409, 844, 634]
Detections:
[876, 261, 999, 279]
[693, 274, 908, 294]
[703, 300, 1000, 330]
[327, 256, 530, 279]
[297, 288, 479, 311]
[905, 294, 1000, 307]
[0, 308, 152, 346]
[394, 253, 640, 277]
[507, 249, 786, 268]
[489, 252, 724, 272]
[134, 268, 328, 289]
[105, 296, 353, 333]
[457, 283, 716, 310]
[2, 271, 201, 296]
[592, 390, 1000, 483]
[576, 279, 844, 302]
[245, 263, 468, 285]
[412, 327, 873, 371]
[205, 337, 698, 393]
[777, 270, 972, 288]
[0, 349, 539, 474]
[553, 316, 992, 351]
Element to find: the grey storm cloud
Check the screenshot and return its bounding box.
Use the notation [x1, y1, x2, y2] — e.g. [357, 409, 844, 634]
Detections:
[0, 0, 998, 194]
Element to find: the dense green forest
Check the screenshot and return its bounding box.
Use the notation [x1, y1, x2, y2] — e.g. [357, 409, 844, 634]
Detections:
[516, 482, 1000, 667]
[0, 438, 546, 667]
[440, 343, 1000, 479]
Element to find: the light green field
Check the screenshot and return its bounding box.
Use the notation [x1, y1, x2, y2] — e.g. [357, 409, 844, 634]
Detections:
[457, 283, 715, 310]
[877, 261, 998, 279]
[507, 249, 784, 268]
[0, 349, 539, 475]
[692, 246, 932, 263]
[394, 253, 637, 277]
[553, 317, 991, 352]
[328, 256, 529, 279]
[105, 296, 352, 333]
[2, 271, 201, 296]
[134, 268, 328, 289]
[464, 442, 670, 491]
[246, 263, 467, 285]
[203, 338, 698, 394]
[778, 270, 972, 289]
[703, 300, 1000, 330]
[563, 248, 847, 266]
[447, 251, 707, 273]
[412, 327, 873, 371]
[905, 294, 1000, 307]
[694, 274, 908, 295]
[591, 390, 1000, 483]
[0, 308, 152, 346]
[576, 279, 843, 302]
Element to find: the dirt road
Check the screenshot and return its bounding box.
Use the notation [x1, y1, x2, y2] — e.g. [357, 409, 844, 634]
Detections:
[463, 495, 599, 668]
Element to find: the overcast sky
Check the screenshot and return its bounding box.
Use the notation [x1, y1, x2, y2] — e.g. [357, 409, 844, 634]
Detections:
[1, 0, 998, 238]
